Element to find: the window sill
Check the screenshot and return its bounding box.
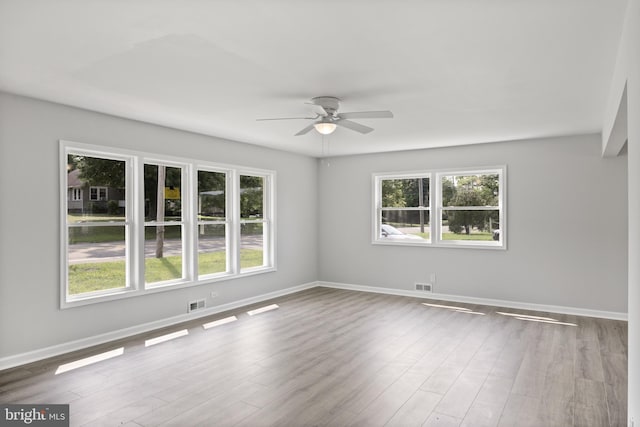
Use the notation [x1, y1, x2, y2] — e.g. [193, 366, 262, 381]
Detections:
[61, 267, 277, 309]
[372, 239, 506, 250]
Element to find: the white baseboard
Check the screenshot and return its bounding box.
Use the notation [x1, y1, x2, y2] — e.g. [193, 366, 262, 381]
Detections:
[0, 280, 627, 371]
[0, 281, 317, 371]
[317, 281, 629, 321]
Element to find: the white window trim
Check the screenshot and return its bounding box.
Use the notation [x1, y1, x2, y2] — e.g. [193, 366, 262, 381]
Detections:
[372, 166, 506, 250]
[69, 187, 82, 201]
[374, 172, 433, 245]
[141, 159, 190, 288]
[237, 172, 276, 273]
[60, 140, 276, 309]
[194, 167, 232, 280]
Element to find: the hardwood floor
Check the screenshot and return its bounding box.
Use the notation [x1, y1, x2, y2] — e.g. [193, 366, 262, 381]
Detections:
[0, 287, 628, 426]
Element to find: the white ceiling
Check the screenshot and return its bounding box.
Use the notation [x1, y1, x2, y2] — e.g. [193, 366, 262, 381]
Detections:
[0, 0, 628, 157]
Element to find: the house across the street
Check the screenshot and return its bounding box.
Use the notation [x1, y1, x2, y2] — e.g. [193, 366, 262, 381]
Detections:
[67, 168, 125, 214]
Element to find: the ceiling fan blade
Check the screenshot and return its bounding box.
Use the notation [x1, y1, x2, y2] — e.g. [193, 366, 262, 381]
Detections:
[338, 111, 394, 119]
[305, 102, 328, 116]
[295, 123, 316, 136]
[336, 119, 374, 134]
[256, 116, 317, 121]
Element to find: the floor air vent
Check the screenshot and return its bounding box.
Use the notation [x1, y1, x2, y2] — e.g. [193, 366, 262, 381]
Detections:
[415, 283, 433, 292]
[188, 299, 206, 313]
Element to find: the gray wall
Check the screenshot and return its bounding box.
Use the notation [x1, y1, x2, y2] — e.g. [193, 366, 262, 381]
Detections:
[0, 92, 630, 363]
[318, 134, 628, 313]
[603, 0, 639, 420]
[0, 92, 318, 358]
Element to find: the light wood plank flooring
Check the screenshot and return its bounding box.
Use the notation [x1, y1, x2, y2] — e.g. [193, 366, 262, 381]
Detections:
[0, 287, 628, 426]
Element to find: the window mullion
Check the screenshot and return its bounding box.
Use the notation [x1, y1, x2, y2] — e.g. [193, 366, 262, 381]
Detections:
[435, 173, 441, 245]
[62, 140, 276, 308]
[230, 170, 240, 275]
[184, 164, 196, 282]
[441, 206, 500, 211]
[133, 156, 144, 290]
[429, 172, 435, 244]
[124, 157, 131, 291]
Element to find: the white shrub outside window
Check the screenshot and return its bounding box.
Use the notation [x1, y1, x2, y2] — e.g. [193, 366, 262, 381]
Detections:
[61, 141, 276, 308]
[374, 166, 506, 249]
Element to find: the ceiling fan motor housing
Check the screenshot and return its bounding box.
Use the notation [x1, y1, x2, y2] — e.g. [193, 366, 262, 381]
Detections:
[311, 96, 340, 116]
[257, 96, 391, 136]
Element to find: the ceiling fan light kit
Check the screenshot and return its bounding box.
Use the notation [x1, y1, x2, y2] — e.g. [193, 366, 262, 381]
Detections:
[257, 96, 393, 136]
[314, 121, 337, 135]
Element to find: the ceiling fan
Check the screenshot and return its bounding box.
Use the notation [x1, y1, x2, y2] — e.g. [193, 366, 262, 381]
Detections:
[257, 96, 393, 136]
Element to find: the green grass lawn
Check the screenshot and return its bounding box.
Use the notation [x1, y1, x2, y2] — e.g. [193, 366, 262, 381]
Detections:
[408, 232, 493, 241]
[68, 226, 187, 244]
[68, 214, 192, 244]
[68, 261, 126, 294]
[385, 221, 494, 242]
[68, 215, 261, 244]
[68, 214, 126, 223]
[69, 226, 126, 244]
[69, 249, 263, 295]
[442, 232, 493, 241]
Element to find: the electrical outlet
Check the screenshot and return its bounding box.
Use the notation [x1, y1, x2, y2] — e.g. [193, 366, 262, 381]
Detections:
[210, 292, 218, 299]
[430, 273, 436, 284]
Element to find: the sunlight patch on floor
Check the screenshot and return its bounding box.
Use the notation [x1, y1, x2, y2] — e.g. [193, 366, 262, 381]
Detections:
[145, 329, 189, 347]
[496, 311, 576, 326]
[55, 347, 124, 375]
[422, 302, 485, 315]
[513, 317, 577, 326]
[203, 316, 237, 329]
[247, 304, 279, 316]
[496, 311, 555, 321]
[422, 302, 471, 311]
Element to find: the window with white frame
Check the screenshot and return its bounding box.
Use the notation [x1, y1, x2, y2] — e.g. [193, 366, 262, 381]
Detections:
[379, 176, 431, 242]
[61, 141, 275, 308]
[89, 186, 108, 201]
[69, 188, 82, 201]
[144, 163, 185, 285]
[65, 153, 129, 296]
[239, 174, 271, 271]
[374, 167, 505, 248]
[197, 169, 229, 278]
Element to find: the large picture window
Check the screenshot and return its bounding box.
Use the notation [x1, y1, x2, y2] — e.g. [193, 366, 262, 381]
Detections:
[61, 141, 275, 308]
[239, 174, 271, 271]
[374, 167, 505, 249]
[144, 163, 185, 285]
[380, 176, 430, 242]
[65, 154, 129, 296]
[197, 169, 228, 278]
